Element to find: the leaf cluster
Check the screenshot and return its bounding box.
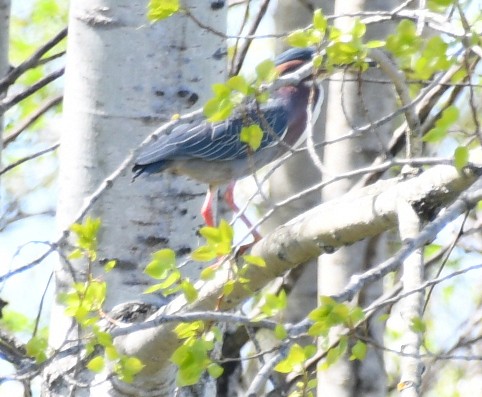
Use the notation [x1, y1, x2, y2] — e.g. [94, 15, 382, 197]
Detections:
[144, 248, 198, 303]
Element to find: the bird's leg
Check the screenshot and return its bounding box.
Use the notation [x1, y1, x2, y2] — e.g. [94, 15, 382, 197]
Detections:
[201, 186, 217, 227]
[224, 182, 261, 241]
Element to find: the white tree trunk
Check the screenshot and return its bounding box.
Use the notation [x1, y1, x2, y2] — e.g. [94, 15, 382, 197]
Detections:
[317, 1, 396, 396]
[268, 0, 335, 328]
[49, 0, 226, 395]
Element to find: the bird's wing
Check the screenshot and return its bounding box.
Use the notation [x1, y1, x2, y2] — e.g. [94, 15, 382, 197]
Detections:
[135, 101, 289, 166]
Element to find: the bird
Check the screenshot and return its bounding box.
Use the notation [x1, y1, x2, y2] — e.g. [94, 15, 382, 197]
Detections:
[133, 47, 324, 229]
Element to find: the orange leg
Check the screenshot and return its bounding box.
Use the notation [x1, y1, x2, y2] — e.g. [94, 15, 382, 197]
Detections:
[201, 185, 217, 227]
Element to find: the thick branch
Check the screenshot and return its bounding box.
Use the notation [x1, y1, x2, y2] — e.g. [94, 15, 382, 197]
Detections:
[115, 165, 480, 381]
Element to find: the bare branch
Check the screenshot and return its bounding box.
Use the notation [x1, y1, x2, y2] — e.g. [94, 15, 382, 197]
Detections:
[3, 94, 62, 146]
[0, 68, 64, 112]
[0, 27, 67, 93]
[0, 142, 59, 176]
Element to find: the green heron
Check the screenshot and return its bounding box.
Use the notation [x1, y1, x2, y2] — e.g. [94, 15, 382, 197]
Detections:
[133, 47, 323, 227]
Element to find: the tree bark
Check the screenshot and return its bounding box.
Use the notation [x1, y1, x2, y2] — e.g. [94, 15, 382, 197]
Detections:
[317, 1, 396, 396]
[48, 0, 226, 395]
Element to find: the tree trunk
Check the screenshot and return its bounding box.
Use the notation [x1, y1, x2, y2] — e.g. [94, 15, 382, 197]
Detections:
[268, 0, 334, 327]
[317, 1, 396, 396]
[48, 0, 226, 395]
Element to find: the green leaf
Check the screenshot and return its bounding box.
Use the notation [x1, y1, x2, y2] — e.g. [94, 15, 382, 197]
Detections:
[454, 146, 469, 171]
[26, 336, 48, 363]
[212, 83, 231, 98]
[171, 340, 211, 386]
[423, 127, 447, 143]
[106, 346, 119, 360]
[287, 29, 313, 48]
[122, 356, 145, 376]
[312, 54, 323, 69]
[352, 19, 366, 38]
[321, 337, 348, 370]
[87, 355, 105, 373]
[191, 246, 217, 262]
[181, 280, 198, 303]
[428, 0, 453, 8]
[115, 356, 145, 383]
[386, 20, 421, 62]
[143, 283, 164, 294]
[414, 36, 451, 79]
[203, 97, 234, 122]
[207, 363, 224, 378]
[104, 260, 117, 272]
[439, 106, 459, 126]
[226, 75, 249, 95]
[218, 219, 234, 246]
[313, 9, 327, 32]
[274, 324, 288, 339]
[0, 310, 30, 332]
[424, 243, 442, 258]
[243, 254, 266, 267]
[348, 306, 365, 327]
[366, 40, 385, 48]
[144, 249, 176, 279]
[240, 124, 263, 151]
[195, 221, 233, 259]
[274, 343, 306, 373]
[423, 106, 459, 142]
[261, 289, 287, 316]
[274, 359, 293, 374]
[200, 266, 216, 280]
[410, 317, 426, 333]
[304, 344, 317, 359]
[70, 217, 101, 251]
[223, 280, 235, 296]
[350, 340, 367, 361]
[158, 271, 181, 289]
[174, 321, 204, 339]
[67, 248, 83, 260]
[255, 60, 278, 83]
[95, 331, 113, 347]
[147, 0, 180, 22]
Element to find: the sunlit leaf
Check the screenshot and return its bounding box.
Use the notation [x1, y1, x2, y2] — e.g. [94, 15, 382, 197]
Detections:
[87, 355, 105, 373]
[350, 340, 367, 361]
[147, 0, 180, 21]
[207, 363, 224, 378]
[144, 249, 176, 279]
[240, 124, 263, 151]
[313, 9, 327, 32]
[454, 146, 469, 171]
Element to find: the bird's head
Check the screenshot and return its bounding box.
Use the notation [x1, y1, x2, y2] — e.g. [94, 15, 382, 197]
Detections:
[274, 47, 316, 76]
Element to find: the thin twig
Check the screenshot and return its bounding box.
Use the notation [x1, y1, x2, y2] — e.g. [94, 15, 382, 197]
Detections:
[0, 68, 65, 112]
[369, 49, 421, 158]
[0, 27, 67, 93]
[3, 95, 63, 146]
[231, 0, 271, 76]
[0, 142, 60, 176]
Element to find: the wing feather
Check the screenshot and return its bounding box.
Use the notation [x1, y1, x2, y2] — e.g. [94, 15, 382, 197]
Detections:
[135, 100, 289, 169]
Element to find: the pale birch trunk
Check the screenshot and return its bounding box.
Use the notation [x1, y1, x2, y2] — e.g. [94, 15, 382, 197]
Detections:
[317, 1, 396, 396]
[268, 0, 334, 328]
[48, 0, 226, 395]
